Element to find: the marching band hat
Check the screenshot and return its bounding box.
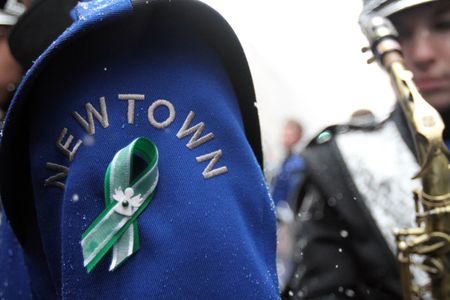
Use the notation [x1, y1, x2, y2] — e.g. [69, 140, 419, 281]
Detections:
[8, 0, 78, 70]
[361, 0, 438, 17]
[0, 0, 24, 26]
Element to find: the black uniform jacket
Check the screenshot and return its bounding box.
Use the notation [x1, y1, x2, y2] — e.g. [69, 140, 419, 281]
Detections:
[282, 110, 416, 300]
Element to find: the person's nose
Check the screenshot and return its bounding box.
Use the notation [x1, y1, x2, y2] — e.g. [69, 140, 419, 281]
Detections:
[405, 28, 436, 71]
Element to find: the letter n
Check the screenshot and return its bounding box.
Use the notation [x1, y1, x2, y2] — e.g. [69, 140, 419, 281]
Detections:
[44, 163, 69, 189]
[196, 150, 228, 179]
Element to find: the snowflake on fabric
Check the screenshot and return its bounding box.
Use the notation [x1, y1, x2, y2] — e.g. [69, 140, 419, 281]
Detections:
[113, 187, 143, 216]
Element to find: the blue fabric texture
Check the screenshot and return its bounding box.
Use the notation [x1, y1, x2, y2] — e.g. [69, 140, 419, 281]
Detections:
[271, 154, 305, 206]
[0, 216, 32, 299]
[0, 0, 279, 298]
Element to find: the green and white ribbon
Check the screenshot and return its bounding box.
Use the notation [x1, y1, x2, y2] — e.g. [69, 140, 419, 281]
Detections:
[81, 137, 159, 273]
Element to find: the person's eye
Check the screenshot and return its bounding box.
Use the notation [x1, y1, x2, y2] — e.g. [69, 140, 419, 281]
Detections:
[434, 18, 450, 31]
[395, 27, 412, 41]
[391, 20, 412, 41]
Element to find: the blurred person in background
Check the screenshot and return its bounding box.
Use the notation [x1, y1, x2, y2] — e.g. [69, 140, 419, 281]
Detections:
[0, 0, 25, 123]
[0, 0, 77, 298]
[0, 1, 30, 299]
[271, 119, 305, 207]
[0, 0, 78, 218]
[0, 0, 25, 214]
[0, 0, 77, 120]
[282, 0, 450, 299]
[270, 119, 305, 290]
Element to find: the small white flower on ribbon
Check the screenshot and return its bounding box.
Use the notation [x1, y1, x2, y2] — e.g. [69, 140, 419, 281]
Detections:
[112, 187, 144, 217]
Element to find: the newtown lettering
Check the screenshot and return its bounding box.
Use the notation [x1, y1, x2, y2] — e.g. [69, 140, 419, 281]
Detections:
[44, 94, 228, 190]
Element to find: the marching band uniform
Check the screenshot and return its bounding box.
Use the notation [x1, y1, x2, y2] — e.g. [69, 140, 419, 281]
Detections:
[283, 108, 415, 299]
[0, 0, 279, 298]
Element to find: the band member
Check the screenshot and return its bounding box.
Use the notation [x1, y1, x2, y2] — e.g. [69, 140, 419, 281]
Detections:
[271, 119, 305, 207]
[0, 0, 24, 120]
[0, 0, 279, 298]
[283, 0, 450, 299]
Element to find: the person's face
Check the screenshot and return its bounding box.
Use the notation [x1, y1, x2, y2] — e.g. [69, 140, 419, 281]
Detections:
[390, 1, 450, 112]
[282, 123, 302, 150]
[0, 25, 21, 108]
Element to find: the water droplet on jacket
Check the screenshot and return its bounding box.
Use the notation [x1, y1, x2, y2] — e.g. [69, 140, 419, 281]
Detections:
[345, 289, 355, 297]
[327, 197, 336, 206]
[83, 135, 95, 146]
[72, 194, 80, 202]
[6, 83, 15, 92]
[340, 230, 349, 238]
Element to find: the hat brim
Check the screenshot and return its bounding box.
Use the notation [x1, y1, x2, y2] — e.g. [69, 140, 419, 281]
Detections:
[377, 0, 437, 17]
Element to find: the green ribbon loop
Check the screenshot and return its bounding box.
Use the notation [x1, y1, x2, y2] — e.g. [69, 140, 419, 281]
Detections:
[81, 137, 159, 273]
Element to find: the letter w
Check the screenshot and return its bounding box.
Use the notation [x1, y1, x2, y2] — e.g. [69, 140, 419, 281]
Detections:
[176, 111, 214, 149]
[73, 97, 109, 135]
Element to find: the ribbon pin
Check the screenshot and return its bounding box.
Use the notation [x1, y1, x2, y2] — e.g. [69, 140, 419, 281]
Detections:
[81, 137, 159, 272]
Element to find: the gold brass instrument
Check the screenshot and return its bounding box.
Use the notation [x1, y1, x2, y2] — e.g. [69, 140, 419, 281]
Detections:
[360, 15, 450, 300]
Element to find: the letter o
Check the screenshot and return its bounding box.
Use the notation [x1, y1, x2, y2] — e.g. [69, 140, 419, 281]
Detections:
[147, 99, 176, 129]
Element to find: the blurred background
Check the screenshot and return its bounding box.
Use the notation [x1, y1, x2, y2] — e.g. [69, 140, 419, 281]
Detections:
[202, 0, 396, 173]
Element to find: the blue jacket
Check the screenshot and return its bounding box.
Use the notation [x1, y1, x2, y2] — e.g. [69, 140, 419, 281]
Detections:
[0, 0, 279, 298]
[271, 154, 304, 206]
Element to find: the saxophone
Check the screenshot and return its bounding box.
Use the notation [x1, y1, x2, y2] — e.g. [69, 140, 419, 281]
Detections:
[360, 15, 450, 300]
